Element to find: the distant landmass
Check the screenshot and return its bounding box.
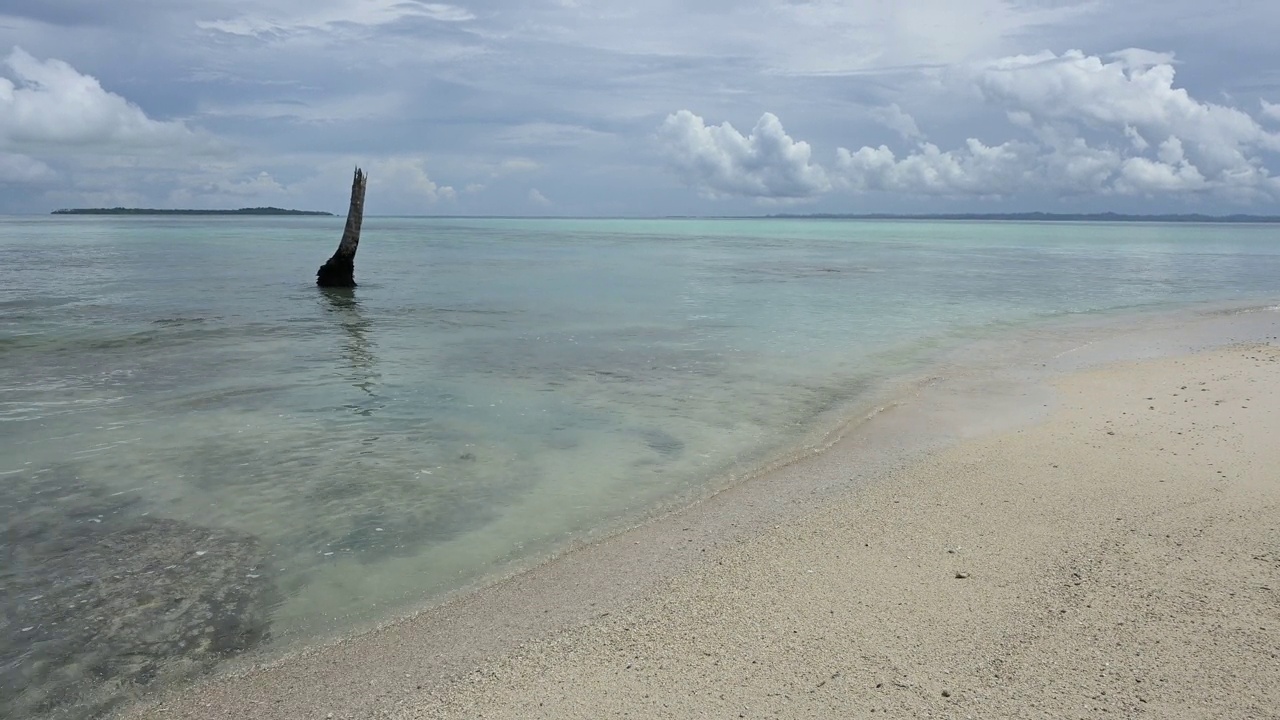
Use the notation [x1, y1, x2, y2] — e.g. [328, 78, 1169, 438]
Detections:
[762, 211, 1280, 223]
[43, 209, 1280, 223]
[52, 207, 334, 216]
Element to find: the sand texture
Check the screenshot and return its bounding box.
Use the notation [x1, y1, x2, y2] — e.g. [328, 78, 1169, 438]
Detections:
[125, 342, 1280, 720]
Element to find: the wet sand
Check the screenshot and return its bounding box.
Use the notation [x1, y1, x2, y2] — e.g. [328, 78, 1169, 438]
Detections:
[123, 331, 1280, 719]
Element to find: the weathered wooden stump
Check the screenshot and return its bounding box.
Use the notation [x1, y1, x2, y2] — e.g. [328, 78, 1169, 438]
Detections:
[316, 168, 367, 287]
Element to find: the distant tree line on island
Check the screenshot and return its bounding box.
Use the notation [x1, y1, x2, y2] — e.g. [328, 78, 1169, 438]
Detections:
[762, 211, 1280, 223]
[52, 207, 334, 216]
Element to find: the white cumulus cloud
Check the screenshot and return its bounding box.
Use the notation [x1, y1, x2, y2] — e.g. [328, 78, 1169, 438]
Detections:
[1116, 157, 1206, 194]
[367, 157, 456, 207]
[0, 47, 206, 154]
[975, 49, 1280, 182]
[836, 139, 1036, 197]
[664, 49, 1280, 204]
[830, 49, 1280, 201]
[658, 110, 830, 200]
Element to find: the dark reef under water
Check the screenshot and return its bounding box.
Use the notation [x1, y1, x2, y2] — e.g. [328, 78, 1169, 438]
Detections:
[2, 471, 278, 719]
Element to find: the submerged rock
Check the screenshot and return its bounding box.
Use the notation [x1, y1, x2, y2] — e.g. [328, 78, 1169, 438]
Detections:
[2, 483, 276, 720]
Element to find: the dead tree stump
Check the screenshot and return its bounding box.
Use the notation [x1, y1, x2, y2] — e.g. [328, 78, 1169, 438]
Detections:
[316, 168, 367, 287]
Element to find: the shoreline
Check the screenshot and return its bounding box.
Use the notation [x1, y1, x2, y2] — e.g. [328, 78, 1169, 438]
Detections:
[429, 338, 1280, 719]
[119, 304, 1280, 719]
[254, 299, 1280, 651]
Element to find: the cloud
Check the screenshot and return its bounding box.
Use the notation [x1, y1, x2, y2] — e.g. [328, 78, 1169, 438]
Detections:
[663, 49, 1280, 204]
[498, 0, 1099, 78]
[154, 157, 457, 213]
[838, 49, 1280, 201]
[832, 132, 1146, 199]
[197, 93, 405, 123]
[1106, 48, 1178, 69]
[493, 122, 612, 148]
[868, 104, 923, 140]
[4, 0, 1279, 216]
[161, 169, 291, 209]
[835, 139, 1037, 197]
[366, 157, 456, 207]
[496, 158, 539, 175]
[657, 110, 830, 200]
[975, 49, 1280, 178]
[528, 188, 550, 206]
[1116, 159, 1206, 195]
[0, 152, 56, 183]
[205, 170, 288, 198]
[197, 0, 474, 38]
[1262, 100, 1280, 123]
[0, 47, 207, 153]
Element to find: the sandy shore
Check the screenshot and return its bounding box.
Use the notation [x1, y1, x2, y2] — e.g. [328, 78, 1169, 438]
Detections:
[125, 336, 1280, 719]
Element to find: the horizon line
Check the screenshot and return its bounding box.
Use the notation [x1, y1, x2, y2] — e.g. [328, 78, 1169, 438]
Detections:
[18, 210, 1280, 223]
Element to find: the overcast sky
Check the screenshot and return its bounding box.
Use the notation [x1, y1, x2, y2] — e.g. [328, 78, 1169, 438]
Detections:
[2, 1, 1279, 216]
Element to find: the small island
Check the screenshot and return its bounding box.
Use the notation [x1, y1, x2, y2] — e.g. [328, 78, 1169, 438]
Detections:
[52, 207, 334, 216]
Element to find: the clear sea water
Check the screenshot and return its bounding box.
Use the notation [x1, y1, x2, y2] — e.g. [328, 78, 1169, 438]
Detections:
[3, 216, 1279, 717]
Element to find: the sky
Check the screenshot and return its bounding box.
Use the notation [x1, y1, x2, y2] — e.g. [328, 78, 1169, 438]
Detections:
[2, 1, 1280, 216]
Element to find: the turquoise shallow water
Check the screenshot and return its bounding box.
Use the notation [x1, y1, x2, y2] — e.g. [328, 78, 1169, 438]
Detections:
[2, 216, 1280, 716]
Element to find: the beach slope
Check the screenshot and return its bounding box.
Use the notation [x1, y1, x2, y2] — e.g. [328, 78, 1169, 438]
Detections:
[422, 343, 1280, 719]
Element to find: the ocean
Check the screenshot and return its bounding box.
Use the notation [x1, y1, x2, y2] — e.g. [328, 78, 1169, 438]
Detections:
[2, 216, 1279, 717]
